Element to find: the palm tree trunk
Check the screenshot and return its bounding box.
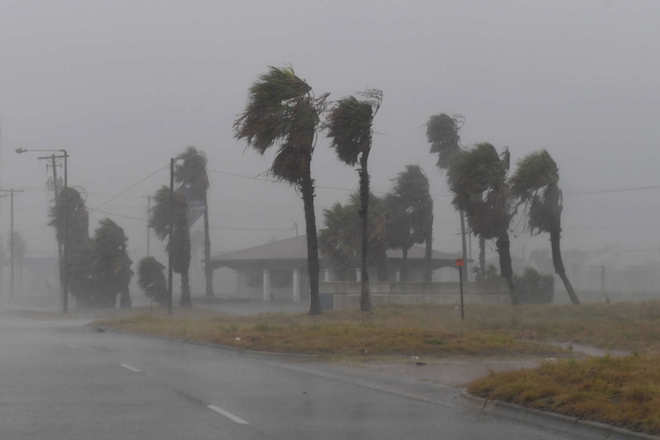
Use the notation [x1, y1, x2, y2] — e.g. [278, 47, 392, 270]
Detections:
[479, 237, 486, 280]
[358, 154, 371, 312]
[301, 170, 321, 315]
[180, 270, 191, 307]
[459, 210, 468, 282]
[550, 229, 580, 304]
[496, 231, 518, 304]
[401, 247, 409, 282]
[203, 191, 214, 297]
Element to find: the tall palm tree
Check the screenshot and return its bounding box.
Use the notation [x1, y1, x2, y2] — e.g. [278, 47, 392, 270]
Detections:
[426, 113, 478, 280]
[149, 186, 192, 307]
[326, 89, 383, 312]
[234, 66, 328, 315]
[447, 143, 518, 304]
[174, 146, 214, 297]
[511, 150, 580, 304]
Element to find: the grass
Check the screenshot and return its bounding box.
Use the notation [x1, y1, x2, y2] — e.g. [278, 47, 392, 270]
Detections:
[95, 300, 660, 357]
[469, 355, 660, 435]
[95, 306, 561, 358]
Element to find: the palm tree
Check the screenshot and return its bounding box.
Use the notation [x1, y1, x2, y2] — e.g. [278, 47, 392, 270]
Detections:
[426, 113, 479, 280]
[325, 89, 383, 312]
[447, 143, 518, 304]
[174, 146, 214, 297]
[234, 66, 328, 315]
[149, 186, 192, 307]
[511, 150, 580, 304]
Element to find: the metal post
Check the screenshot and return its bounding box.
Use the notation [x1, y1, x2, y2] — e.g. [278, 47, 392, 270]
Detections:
[9, 189, 14, 300]
[459, 264, 464, 320]
[167, 158, 174, 314]
[146, 195, 151, 257]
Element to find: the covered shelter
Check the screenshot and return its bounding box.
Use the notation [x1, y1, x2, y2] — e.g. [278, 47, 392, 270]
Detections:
[210, 236, 459, 302]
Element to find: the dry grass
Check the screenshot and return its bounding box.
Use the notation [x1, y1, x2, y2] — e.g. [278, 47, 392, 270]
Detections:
[469, 355, 660, 435]
[95, 306, 560, 357]
[95, 300, 660, 357]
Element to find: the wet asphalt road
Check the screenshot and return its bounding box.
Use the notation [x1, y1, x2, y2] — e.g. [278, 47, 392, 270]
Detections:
[0, 314, 622, 439]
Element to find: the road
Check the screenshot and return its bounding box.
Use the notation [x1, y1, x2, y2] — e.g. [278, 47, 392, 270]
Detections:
[0, 313, 623, 439]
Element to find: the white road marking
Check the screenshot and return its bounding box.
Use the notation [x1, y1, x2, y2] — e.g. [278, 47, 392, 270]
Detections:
[120, 363, 142, 373]
[207, 404, 249, 424]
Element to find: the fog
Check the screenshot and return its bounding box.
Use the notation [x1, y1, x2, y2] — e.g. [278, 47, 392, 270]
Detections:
[1, 0, 660, 299]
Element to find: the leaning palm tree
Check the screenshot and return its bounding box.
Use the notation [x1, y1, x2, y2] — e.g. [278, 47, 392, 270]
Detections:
[511, 150, 580, 304]
[447, 143, 518, 304]
[149, 186, 192, 307]
[174, 146, 214, 297]
[234, 66, 328, 315]
[325, 89, 383, 312]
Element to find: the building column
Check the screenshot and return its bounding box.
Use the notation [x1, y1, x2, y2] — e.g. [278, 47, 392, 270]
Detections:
[262, 268, 271, 302]
[395, 270, 401, 282]
[292, 267, 301, 303]
[355, 268, 361, 282]
[323, 268, 330, 282]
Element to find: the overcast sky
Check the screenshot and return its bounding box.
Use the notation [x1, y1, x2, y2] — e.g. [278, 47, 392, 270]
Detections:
[1, 0, 660, 267]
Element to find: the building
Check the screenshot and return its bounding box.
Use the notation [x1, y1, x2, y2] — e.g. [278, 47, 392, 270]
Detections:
[210, 235, 460, 302]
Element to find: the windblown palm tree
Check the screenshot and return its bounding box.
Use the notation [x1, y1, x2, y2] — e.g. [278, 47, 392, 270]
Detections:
[174, 146, 214, 297]
[325, 89, 383, 312]
[511, 150, 580, 304]
[137, 256, 168, 306]
[447, 143, 518, 304]
[149, 186, 192, 307]
[234, 66, 328, 315]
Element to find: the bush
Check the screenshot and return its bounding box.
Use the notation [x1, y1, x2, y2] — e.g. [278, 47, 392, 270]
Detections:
[515, 267, 554, 304]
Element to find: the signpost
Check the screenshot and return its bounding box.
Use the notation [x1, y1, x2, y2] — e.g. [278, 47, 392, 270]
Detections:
[456, 258, 465, 320]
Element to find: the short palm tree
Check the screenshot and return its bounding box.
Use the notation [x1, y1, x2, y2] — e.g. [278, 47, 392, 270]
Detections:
[234, 66, 328, 315]
[325, 90, 383, 312]
[137, 256, 168, 306]
[174, 146, 214, 297]
[149, 186, 192, 307]
[511, 150, 580, 304]
[447, 143, 518, 304]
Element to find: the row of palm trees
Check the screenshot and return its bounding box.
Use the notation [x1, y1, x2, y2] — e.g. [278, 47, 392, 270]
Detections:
[150, 65, 579, 314]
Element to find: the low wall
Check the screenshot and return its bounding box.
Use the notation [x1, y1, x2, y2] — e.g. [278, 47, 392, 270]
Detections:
[321, 281, 511, 310]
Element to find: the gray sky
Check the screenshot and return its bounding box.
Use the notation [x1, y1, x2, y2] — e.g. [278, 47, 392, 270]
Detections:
[1, 0, 660, 265]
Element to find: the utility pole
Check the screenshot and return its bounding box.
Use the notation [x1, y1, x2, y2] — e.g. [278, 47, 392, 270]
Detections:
[459, 210, 468, 284]
[146, 195, 151, 257]
[0, 189, 24, 300]
[18, 147, 70, 313]
[167, 158, 174, 315]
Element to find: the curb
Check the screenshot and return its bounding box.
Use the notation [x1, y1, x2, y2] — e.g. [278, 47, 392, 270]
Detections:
[461, 390, 659, 440]
[92, 325, 322, 360]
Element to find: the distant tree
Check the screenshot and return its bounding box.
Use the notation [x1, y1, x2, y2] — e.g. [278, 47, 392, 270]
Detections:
[319, 193, 387, 281]
[511, 150, 580, 304]
[137, 256, 168, 306]
[175, 146, 214, 297]
[325, 89, 383, 312]
[385, 165, 433, 281]
[90, 218, 133, 308]
[234, 66, 328, 315]
[447, 143, 518, 303]
[149, 186, 191, 307]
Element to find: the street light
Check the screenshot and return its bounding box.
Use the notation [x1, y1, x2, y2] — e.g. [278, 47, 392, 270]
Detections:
[16, 147, 70, 313]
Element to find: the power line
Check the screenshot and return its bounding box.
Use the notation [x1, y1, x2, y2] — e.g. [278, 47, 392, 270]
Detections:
[95, 165, 167, 208]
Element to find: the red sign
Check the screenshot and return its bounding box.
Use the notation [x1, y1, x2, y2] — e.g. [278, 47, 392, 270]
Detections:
[455, 258, 465, 267]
